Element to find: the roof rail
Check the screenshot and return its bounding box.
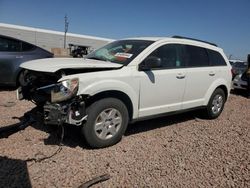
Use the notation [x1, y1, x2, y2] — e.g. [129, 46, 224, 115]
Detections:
[172, 35, 217, 47]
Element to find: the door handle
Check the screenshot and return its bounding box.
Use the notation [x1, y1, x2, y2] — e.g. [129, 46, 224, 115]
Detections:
[209, 72, 215, 76]
[176, 73, 185, 79]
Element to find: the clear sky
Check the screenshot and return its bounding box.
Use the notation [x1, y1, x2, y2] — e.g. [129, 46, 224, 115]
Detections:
[0, 0, 249, 60]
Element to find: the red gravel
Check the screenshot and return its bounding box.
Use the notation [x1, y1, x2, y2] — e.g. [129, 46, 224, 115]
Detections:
[0, 89, 249, 187]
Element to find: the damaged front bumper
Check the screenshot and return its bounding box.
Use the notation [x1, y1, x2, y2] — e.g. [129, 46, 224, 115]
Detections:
[44, 98, 87, 126]
[17, 73, 87, 126]
[18, 86, 87, 126]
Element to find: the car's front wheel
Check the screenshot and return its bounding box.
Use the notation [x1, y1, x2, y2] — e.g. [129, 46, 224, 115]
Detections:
[205, 88, 226, 119]
[82, 98, 129, 148]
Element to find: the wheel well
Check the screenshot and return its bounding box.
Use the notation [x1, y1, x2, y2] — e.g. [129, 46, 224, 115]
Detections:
[85, 90, 134, 121]
[216, 85, 228, 100]
[15, 69, 24, 87]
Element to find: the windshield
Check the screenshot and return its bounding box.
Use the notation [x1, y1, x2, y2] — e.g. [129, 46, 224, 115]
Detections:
[86, 40, 153, 65]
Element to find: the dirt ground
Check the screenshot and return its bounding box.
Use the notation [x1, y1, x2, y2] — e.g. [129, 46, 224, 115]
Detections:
[0, 89, 249, 187]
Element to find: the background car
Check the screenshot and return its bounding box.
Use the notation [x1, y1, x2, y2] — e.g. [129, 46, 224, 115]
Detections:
[0, 35, 53, 87]
[232, 72, 248, 90]
[231, 60, 248, 90]
[230, 60, 247, 80]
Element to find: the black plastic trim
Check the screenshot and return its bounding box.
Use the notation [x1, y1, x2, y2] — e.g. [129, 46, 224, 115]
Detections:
[172, 36, 217, 47]
[131, 106, 206, 123]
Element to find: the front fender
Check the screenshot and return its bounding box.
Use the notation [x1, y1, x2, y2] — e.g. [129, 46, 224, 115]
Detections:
[78, 79, 139, 119]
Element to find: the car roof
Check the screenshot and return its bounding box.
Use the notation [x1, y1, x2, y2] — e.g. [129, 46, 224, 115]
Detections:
[123, 36, 221, 52]
[229, 59, 244, 63]
[0, 34, 31, 44]
[125, 37, 168, 41]
[0, 34, 53, 54]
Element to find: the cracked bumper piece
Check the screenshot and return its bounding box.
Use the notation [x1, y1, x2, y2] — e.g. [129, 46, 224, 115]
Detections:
[44, 100, 87, 126]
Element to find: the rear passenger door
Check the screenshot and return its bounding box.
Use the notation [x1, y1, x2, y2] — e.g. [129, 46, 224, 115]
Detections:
[181, 45, 223, 109]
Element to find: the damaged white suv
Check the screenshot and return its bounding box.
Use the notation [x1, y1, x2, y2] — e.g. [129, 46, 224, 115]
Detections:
[18, 36, 232, 148]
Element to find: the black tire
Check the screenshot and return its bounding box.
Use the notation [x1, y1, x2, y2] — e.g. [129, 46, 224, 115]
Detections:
[16, 70, 24, 87]
[204, 88, 225, 119]
[17, 69, 29, 87]
[82, 98, 129, 148]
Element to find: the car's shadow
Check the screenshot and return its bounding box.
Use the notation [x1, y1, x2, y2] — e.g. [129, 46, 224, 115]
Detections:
[0, 156, 32, 188]
[29, 108, 200, 149]
[230, 89, 249, 98]
[1, 107, 200, 149]
[125, 111, 197, 136]
[28, 111, 89, 149]
[0, 86, 17, 91]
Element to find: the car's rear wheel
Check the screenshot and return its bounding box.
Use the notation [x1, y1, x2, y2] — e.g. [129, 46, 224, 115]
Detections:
[205, 88, 225, 119]
[82, 98, 129, 148]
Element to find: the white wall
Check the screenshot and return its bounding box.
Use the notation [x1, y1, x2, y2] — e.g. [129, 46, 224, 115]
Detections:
[0, 23, 113, 51]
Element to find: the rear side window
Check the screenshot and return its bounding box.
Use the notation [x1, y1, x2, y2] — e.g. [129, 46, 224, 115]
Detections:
[183, 45, 209, 67]
[207, 49, 227, 66]
[21, 42, 35, 51]
[0, 36, 21, 52]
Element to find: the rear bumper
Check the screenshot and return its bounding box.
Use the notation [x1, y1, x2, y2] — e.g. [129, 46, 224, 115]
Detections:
[232, 77, 247, 90]
[232, 82, 247, 90]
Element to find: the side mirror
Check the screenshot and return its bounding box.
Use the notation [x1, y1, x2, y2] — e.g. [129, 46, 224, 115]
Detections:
[139, 56, 161, 71]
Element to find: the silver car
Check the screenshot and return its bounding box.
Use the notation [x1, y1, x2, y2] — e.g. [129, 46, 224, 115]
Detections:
[232, 72, 248, 90]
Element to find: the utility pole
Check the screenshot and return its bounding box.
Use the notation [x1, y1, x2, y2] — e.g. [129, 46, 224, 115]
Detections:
[64, 14, 69, 49]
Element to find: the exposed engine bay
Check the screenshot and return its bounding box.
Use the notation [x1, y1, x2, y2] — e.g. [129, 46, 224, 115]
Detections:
[17, 67, 117, 126]
[18, 70, 62, 104]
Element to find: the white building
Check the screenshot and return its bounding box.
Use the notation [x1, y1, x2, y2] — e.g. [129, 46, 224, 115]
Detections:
[0, 23, 113, 52]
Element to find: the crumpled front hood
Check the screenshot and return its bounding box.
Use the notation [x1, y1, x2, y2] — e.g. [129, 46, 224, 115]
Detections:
[20, 58, 122, 72]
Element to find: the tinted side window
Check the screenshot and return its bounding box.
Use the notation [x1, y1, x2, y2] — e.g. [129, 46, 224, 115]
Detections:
[207, 49, 227, 66]
[0, 36, 21, 52]
[184, 45, 209, 67]
[21, 42, 35, 51]
[146, 44, 184, 69]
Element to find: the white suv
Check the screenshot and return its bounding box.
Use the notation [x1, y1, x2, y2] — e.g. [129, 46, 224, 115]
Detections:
[18, 36, 232, 148]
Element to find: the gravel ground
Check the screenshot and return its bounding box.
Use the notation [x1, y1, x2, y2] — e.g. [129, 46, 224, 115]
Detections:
[0, 89, 249, 188]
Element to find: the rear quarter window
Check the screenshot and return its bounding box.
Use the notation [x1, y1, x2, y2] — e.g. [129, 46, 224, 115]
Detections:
[21, 42, 35, 51]
[207, 49, 227, 66]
